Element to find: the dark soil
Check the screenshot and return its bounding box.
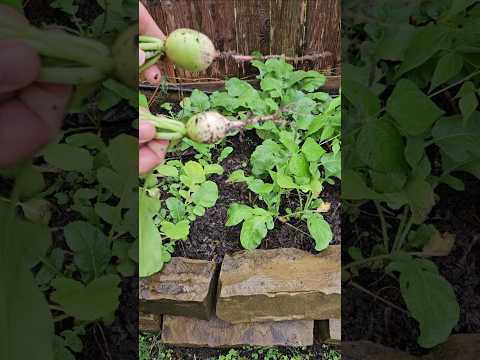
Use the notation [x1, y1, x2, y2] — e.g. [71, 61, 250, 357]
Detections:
[342, 174, 480, 355]
[169, 130, 341, 263]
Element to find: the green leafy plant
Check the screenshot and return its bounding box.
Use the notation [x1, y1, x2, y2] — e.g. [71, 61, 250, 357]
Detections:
[343, 0, 480, 349]
[140, 159, 221, 276]
[220, 59, 341, 251]
[0, 3, 139, 358]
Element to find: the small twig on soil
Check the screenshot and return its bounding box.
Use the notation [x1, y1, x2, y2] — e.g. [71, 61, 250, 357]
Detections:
[96, 322, 112, 360]
[217, 51, 333, 63]
[350, 281, 409, 315]
[284, 221, 312, 239]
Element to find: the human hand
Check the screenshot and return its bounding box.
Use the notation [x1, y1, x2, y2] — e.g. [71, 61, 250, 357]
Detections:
[0, 5, 72, 168]
[139, 2, 168, 175]
[139, 1, 165, 85]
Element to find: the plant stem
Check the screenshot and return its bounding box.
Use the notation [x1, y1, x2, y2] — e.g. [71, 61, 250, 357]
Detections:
[342, 254, 393, 271]
[39, 66, 106, 84]
[429, 69, 480, 97]
[393, 206, 409, 250]
[394, 212, 415, 253]
[374, 200, 390, 253]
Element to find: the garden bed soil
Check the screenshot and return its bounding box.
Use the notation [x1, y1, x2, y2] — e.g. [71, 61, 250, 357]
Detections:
[168, 130, 341, 263]
[342, 174, 480, 355]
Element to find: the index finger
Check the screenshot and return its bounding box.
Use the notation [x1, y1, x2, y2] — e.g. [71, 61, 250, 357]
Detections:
[139, 2, 165, 39]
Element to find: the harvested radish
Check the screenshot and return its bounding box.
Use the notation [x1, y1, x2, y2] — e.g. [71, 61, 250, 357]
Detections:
[140, 94, 285, 144]
[164, 28, 216, 71]
[186, 111, 242, 144]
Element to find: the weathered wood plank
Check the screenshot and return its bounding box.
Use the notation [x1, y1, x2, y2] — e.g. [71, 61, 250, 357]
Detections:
[269, 0, 308, 57]
[304, 0, 341, 72]
[144, 0, 340, 81]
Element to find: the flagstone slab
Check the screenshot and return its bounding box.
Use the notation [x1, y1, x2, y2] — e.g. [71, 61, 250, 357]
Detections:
[217, 246, 340, 323]
[161, 315, 314, 347]
[140, 257, 218, 320]
[139, 312, 162, 332]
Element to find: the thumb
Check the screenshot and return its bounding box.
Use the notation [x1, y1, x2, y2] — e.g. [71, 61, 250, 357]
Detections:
[0, 40, 41, 94]
[139, 48, 146, 66]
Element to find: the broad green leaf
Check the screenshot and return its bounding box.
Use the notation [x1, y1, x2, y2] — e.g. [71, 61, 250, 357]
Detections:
[288, 153, 309, 178]
[139, 189, 165, 277]
[356, 118, 407, 172]
[225, 203, 253, 227]
[306, 213, 333, 251]
[459, 91, 478, 124]
[20, 198, 52, 225]
[204, 164, 224, 176]
[240, 215, 270, 250]
[321, 151, 341, 179]
[106, 134, 137, 182]
[429, 53, 463, 92]
[342, 169, 381, 200]
[387, 257, 459, 348]
[183, 161, 206, 184]
[0, 259, 54, 359]
[18, 219, 51, 267]
[301, 138, 325, 162]
[43, 144, 93, 172]
[405, 177, 435, 224]
[97, 167, 123, 197]
[227, 169, 249, 183]
[279, 130, 299, 153]
[51, 275, 121, 321]
[247, 178, 274, 194]
[397, 24, 451, 77]
[191, 181, 218, 208]
[432, 113, 480, 162]
[94, 203, 121, 225]
[160, 220, 190, 240]
[112, 240, 136, 277]
[376, 24, 417, 61]
[156, 164, 178, 177]
[63, 221, 111, 281]
[16, 164, 45, 200]
[343, 77, 381, 117]
[386, 79, 444, 135]
[218, 146, 234, 162]
[192, 205, 205, 216]
[276, 172, 298, 189]
[66, 133, 105, 150]
[251, 139, 287, 176]
[103, 79, 137, 107]
[165, 197, 186, 222]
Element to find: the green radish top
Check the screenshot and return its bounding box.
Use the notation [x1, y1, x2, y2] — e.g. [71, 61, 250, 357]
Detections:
[164, 28, 216, 72]
[112, 24, 138, 89]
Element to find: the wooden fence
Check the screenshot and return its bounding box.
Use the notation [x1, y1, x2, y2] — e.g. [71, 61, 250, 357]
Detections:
[143, 0, 340, 83]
